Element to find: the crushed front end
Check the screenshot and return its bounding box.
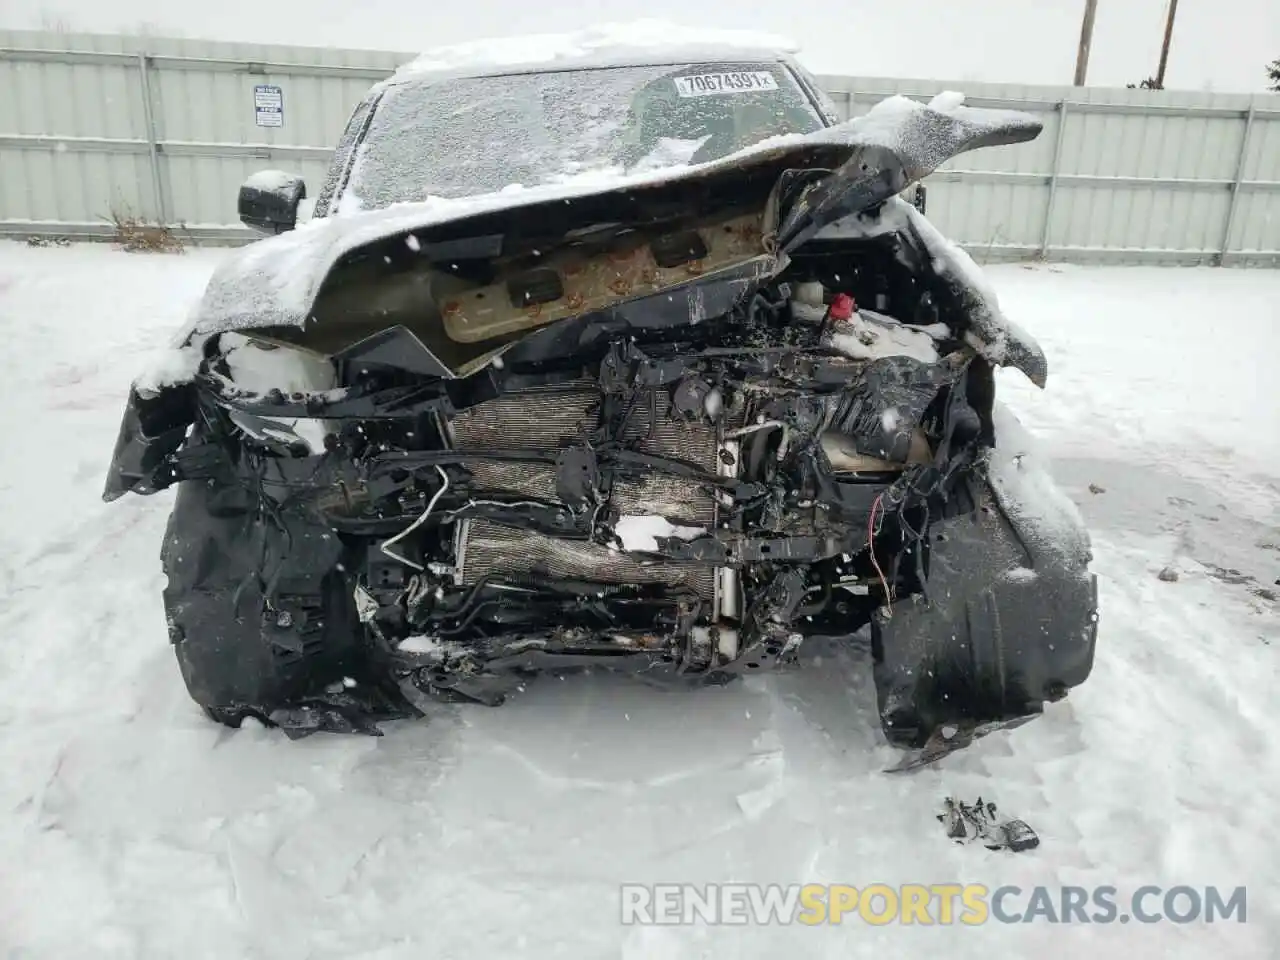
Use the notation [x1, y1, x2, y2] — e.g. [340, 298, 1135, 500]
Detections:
[105, 98, 1098, 758]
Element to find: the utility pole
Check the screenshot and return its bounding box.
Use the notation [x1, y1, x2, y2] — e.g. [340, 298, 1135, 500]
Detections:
[1074, 0, 1099, 86]
[1154, 0, 1180, 89]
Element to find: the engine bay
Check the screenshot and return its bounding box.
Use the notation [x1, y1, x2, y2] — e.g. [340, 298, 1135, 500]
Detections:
[181, 219, 1007, 718]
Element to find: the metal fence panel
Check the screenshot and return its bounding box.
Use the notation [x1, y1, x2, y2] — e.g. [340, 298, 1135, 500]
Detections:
[1, 29, 1277, 265]
[0, 29, 401, 236]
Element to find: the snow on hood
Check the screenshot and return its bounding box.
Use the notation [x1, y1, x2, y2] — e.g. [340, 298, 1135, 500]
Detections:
[187, 92, 1038, 344]
[391, 20, 800, 81]
[849, 91, 1015, 177]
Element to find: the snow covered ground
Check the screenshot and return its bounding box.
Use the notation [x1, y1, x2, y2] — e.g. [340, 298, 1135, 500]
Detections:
[0, 243, 1276, 959]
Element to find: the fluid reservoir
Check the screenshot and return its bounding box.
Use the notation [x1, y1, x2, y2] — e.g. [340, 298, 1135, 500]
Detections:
[790, 280, 827, 324]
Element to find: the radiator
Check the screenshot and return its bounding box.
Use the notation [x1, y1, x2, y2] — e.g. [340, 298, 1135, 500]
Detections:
[449, 381, 720, 597]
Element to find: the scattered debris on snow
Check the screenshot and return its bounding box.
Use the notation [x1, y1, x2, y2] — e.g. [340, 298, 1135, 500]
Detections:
[939, 797, 1040, 853]
[1201, 562, 1254, 586]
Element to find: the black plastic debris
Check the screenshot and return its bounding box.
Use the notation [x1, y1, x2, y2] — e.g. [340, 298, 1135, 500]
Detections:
[883, 715, 1039, 772]
[939, 797, 1039, 853]
[269, 705, 384, 739]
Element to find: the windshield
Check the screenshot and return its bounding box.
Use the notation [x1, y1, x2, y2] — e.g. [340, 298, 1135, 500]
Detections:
[336, 61, 825, 211]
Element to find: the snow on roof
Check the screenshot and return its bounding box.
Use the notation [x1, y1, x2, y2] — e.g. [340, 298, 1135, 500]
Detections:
[390, 19, 800, 83]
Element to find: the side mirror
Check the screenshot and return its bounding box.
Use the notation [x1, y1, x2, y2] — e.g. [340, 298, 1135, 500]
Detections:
[238, 171, 306, 235]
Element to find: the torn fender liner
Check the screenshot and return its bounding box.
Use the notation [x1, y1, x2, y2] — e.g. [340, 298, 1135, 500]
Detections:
[161, 474, 365, 713]
[872, 474, 1098, 751]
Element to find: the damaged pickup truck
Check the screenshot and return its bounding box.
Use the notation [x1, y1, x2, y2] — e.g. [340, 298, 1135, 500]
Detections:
[103, 43, 1098, 762]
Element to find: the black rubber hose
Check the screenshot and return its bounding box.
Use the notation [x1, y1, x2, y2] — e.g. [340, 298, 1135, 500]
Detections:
[438, 600, 500, 636]
[438, 574, 500, 617]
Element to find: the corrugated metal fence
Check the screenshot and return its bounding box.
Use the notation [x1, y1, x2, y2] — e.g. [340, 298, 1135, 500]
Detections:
[2, 28, 1278, 266]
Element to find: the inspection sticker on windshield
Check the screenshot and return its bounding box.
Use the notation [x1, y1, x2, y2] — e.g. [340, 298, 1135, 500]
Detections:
[673, 72, 779, 97]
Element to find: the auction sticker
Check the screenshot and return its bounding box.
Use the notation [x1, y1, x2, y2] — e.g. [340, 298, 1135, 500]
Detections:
[673, 72, 779, 97]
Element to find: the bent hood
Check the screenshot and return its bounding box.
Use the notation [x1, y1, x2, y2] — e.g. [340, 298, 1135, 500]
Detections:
[190, 93, 1041, 337]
